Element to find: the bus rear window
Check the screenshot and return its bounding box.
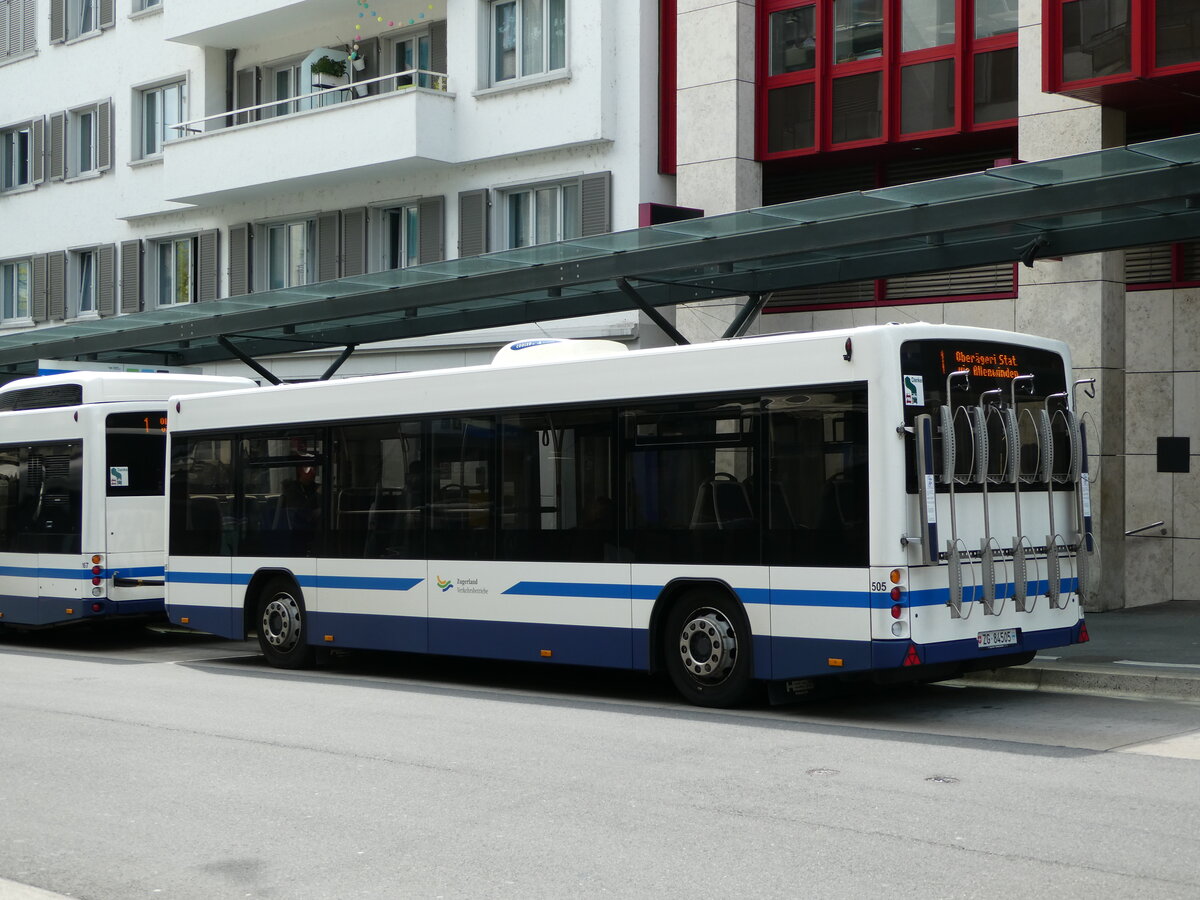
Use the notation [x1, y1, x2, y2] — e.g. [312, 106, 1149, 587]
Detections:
[106, 412, 167, 496]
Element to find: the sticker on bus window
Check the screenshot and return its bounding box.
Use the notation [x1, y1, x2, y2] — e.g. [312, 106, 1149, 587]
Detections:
[109, 466, 129, 487]
[903, 374, 924, 407]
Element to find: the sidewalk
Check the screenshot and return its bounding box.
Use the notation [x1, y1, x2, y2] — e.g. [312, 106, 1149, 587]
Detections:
[957, 599, 1200, 701]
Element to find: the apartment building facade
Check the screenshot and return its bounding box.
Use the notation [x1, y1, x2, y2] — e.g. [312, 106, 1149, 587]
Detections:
[0, 0, 672, 376]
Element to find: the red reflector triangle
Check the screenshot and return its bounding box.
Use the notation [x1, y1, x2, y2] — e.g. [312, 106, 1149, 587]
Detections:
[1078, 622, 1090, 644]
[902, 644, 921, 666]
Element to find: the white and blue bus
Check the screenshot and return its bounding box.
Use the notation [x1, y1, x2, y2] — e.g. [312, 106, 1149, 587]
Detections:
[0, 372, 253, 629]
[164, 324, 1091, 706]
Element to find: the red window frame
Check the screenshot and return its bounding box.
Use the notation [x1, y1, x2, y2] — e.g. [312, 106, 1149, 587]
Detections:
[1044, 0, 1200, 95]
[758, 0, 1019, 161]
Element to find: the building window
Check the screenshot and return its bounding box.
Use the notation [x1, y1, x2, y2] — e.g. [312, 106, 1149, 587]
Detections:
[154, 236, 194, 305]
[1157, 1, 1200, 68]
[135, 0, 161, 10]
[833, 0, 884, 63]
[392, 30, 432, 89]
[266, 221, 312, 289]
[72, 249, 96, 316]
[1, 259, 31, 322]
[68, 0, 96, 38]
[70, 105, 96, 176]
[1062, 0, 1131, 82]
[901, 0, 954, 51]
[831, 71, 882, 143]
[900, 58, 955, 134]
[140, 80, 186, 157]
[974, 47, 1018, 123]
[2, 124, 31, 190]
[382, 204, 420, 270]
[491, 0, 566, 83]
[268, 62, 303, 117]
[769, 5, 816, 74]
[975, 0, 1018, 39]
[502, 181, 580, 248]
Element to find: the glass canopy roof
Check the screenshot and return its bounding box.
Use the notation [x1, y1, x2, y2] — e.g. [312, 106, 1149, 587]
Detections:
[3, 133, 1200, 376]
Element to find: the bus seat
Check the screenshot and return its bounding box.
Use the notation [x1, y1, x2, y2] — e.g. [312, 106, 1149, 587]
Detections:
[691, 475, 754, 530]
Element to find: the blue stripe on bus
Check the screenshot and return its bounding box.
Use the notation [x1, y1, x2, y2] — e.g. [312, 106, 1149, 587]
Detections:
[167, 571, 253, 586]
[307, 576, 423, 591]
[0, 566, 95, 580]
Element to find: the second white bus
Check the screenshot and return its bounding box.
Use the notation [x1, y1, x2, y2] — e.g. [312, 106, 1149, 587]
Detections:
[164, 324, 1091, 706]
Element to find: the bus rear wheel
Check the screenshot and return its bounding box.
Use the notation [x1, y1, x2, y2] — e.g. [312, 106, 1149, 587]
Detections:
[257, 577, 316, 669]
[663, 589, 753, 708]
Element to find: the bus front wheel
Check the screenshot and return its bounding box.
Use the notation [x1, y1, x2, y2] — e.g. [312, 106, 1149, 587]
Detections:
[663, 589, 753, 708]
[256, 577, 316, 669]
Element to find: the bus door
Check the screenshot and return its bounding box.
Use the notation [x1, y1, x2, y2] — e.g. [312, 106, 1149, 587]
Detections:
[0, 441, 84, 625]
[104, 412, 170, 605]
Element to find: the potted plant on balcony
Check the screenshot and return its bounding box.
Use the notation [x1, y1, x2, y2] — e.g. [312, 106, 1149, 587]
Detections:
[311, 55, 348, 91]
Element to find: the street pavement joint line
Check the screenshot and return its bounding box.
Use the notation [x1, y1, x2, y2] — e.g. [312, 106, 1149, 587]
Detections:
[0, 700, 489, 780]
[1110, 727, 1200, 760]
[696, 797, 1200, 891]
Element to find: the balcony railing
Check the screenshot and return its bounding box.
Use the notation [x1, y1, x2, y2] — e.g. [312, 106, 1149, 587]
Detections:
[170, 69, 449, 138]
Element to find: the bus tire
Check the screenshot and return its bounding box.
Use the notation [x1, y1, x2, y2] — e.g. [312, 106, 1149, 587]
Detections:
[256, 576, 316, 669]
[663, 588, 754, 708]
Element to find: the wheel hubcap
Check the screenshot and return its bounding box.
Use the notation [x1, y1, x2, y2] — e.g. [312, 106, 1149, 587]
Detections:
[678, 608, 737, 684]
[262, 593, 301, 652]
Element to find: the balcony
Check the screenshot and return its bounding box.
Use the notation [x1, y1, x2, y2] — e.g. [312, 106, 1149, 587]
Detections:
[162, 72, 455, 207]
[166, 0, 363, 49]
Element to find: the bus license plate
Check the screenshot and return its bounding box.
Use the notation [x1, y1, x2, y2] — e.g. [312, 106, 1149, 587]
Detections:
[977, 628, 1017, 649]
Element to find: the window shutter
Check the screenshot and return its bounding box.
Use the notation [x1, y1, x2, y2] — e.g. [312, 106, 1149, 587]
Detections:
[418, 196, 444, 264]
[341, 207, 367, 278]
[766, 281, 875, 310]
[47, 251, 66, 320]
[120, 239, 142, 313]
[96, 244, 116, 316]
[458, 189, 488, 258]
[96, 99, 112, 171]
[235, 67, 261, 124]
[49, 0, 65, 44]
[228, 224, 251, 295]
[48, 111, 65, 181]
[31, 116, 44, 183]
[317, 212, 341, 281]
[23, 0, 36, 53]
[580, 171, 611, 237]
[429, 19, 447, 80]
[197, 230, 219, 301]
[31, 253, 47, 322]
[98, 0, 114, 30]
[1, 7, 9, 56]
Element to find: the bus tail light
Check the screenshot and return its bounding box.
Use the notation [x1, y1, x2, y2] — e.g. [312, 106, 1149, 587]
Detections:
[902, 644, 921, 666]
[91, 602, 103, 612]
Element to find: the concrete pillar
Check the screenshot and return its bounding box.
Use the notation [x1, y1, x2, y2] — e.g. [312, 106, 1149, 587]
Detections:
[1017, 5, 1127, 609]
[674, 0, 761, 342]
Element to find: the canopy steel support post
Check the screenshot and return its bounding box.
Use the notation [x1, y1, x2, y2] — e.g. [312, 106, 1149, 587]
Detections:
[722, 292, 770, 340]
[319, 344, 357, 381]
[616, 277, 689, 346]
[217, 335, 282, 385]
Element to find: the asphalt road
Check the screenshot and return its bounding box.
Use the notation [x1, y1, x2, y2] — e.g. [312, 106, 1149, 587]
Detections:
[1, 625, 1198, 900]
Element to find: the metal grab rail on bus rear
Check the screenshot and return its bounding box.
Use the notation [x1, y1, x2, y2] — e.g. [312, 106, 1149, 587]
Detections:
[1008, 374, 1035, 611]
[939, 369, 972, 619]
[1071, 378, 1097, 606]
[975, 388, 1004, 616]
[1041, 391, 1071, 609]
